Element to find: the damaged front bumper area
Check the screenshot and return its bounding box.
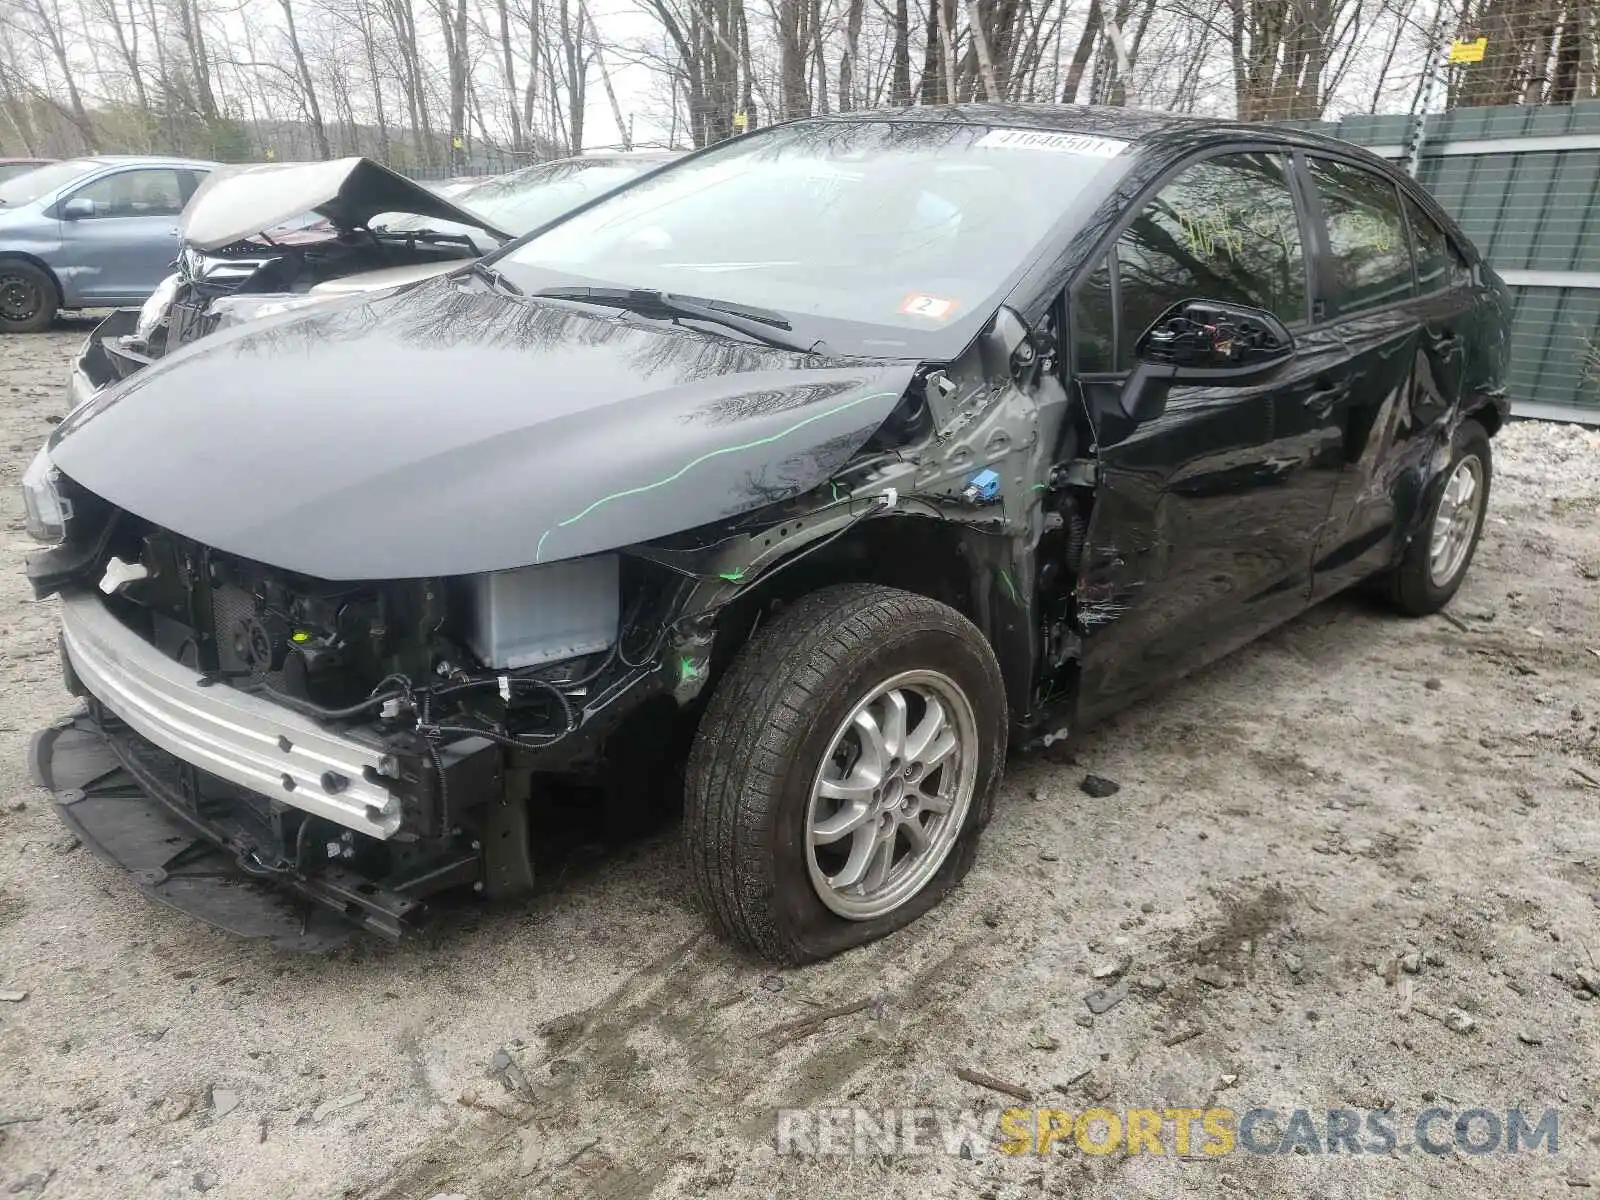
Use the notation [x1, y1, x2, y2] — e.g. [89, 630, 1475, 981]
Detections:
[32, 590, 455, 947]
[27, 510, 708, 947]
[69, 310, 147, 408]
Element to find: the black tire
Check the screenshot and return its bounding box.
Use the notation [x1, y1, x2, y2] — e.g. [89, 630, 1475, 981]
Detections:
[0, 260, 58, 334]
[684, 584, 1007, 963]
[1386, 418, 1492, 616]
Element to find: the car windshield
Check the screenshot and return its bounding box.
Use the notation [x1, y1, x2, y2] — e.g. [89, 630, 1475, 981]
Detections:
[460, 160, 657, 232]
[0, 162, 49, 185]
[385, 159, 658, 237]
[0, 158, 101, 206]
[499, 122, 1130, 344]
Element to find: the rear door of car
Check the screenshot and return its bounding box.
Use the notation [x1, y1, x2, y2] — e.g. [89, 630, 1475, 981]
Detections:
[55, 166, 193, 304]
[1068, 146, 1353, 723]
[1293, 154, 1475, 600]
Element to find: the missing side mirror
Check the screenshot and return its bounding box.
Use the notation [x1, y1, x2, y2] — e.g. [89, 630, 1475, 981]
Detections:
[1136, 300, 1294, 378]
[1116, 300, 1297, 424]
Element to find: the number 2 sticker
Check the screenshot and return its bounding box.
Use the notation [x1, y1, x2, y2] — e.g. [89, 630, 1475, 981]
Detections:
[900, 293, 958, 320]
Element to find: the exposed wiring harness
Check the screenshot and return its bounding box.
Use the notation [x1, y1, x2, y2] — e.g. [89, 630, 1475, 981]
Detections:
[273, 491, 907, 763]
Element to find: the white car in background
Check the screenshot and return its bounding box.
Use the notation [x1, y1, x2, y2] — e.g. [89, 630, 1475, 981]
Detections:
[70, 150, 681, 404]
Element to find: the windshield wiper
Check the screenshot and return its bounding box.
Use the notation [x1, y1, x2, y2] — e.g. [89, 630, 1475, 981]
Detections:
[462, 259, 523, 295]
[534, 286, 821, 354]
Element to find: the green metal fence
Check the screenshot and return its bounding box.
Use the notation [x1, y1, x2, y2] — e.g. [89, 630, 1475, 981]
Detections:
[1290, 102, 1600, 425]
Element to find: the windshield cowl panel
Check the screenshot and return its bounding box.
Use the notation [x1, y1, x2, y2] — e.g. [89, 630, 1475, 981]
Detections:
[498, 120, 1134, 359]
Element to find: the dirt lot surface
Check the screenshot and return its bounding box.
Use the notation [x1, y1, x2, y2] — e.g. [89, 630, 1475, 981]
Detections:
[0, 324, 1597, 1200]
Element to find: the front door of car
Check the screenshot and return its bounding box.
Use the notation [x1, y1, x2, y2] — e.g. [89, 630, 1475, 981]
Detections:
[1065, 150, 1351, 725]
[57, 168, 190, 304]
[1295, 157, 1475, 599]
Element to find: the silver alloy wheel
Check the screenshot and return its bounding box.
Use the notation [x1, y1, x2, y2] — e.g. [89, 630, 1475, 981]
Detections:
[804, 669, 979, 920]
[1429, 454, 1485, 587]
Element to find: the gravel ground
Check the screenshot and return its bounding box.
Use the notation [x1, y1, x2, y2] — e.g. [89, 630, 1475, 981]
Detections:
[0, 325, 1598, 1200]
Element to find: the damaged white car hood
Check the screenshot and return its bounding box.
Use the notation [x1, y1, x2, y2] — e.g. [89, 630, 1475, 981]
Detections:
[181, 157, 512, 252]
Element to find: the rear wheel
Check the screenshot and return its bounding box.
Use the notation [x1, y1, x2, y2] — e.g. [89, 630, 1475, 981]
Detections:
[684, 584, 1006, 963]
[0, 261, 58, 334]
[1386, 418, 1491, 615]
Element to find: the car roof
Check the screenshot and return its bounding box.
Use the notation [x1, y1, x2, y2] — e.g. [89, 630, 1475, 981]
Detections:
[812, 102, 1202, 140]
[73, 154, 223, 169]
[798, 102, 1390, 164]
[570, 150, 681, 164]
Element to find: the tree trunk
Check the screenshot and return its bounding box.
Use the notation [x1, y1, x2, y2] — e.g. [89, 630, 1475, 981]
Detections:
[583, 0, 630, 147]
[891, 0, 911, 103]
[522, 0, 542, 144]
[966, 0, 1000, 98]
[27, 0, 97, 148]
[918, 0, 942, 102]
[495, 0, 524, 149]
[811, 0, 829, 114]
[278, 0, 330, 158]
[1062, 0, 1102, 102]
[778, 0, 811, 116]
[176, 0, 220, 120]
[838, 0, 864, 108]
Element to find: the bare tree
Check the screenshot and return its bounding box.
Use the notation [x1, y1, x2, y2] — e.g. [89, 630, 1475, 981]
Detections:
[280, 0, 332, 156]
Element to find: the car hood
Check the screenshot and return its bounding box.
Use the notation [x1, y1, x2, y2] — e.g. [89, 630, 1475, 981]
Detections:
[49, 279, 915, 580]
[181, 157, 512, 252]
[307, 260, 464, 296]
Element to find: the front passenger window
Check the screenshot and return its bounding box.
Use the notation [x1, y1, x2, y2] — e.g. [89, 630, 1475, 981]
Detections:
[1113, 153, 1307, 368]
[1073, 256, 1115, 373]
[69, 169, 185, 218]
[1306, 158, 1413, 314]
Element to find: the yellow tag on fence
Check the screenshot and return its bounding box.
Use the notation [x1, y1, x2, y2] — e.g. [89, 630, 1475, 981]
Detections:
[1450, 36, 1487, 63]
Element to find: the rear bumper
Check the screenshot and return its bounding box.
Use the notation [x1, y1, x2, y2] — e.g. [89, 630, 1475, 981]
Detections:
[59, 588, 401, 839]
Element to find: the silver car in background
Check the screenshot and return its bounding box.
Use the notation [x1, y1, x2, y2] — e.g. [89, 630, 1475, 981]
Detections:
[0, 155, 217, 332]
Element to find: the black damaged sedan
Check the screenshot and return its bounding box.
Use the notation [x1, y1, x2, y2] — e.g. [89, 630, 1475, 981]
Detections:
[24, 105, 1510, 962]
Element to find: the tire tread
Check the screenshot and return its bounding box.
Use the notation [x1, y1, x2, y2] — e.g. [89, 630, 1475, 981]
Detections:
[684, 584, 1000, 962]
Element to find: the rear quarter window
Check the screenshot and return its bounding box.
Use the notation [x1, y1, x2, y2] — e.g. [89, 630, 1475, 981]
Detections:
[1403, 193, 1452, 295]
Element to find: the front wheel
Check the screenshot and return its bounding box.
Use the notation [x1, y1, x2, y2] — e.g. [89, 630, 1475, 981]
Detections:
[1386, 418, 1492, 615]
[684, 584, 1006, 963]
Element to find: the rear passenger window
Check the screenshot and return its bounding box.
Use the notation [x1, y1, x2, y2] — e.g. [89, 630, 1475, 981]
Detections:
[1307, 158, 1413, 313]
[1113, 153, 1307, 368]
[1403, 194, 1450, 294]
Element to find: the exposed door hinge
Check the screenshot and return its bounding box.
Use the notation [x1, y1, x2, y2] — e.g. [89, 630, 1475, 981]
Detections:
[1050, 459, 1098, 489]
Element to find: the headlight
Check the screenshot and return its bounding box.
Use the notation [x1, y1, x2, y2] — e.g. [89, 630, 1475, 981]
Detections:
[134, 273, 181, 343]
[207, 292, 338, 329]
[21, 445, 73, 545]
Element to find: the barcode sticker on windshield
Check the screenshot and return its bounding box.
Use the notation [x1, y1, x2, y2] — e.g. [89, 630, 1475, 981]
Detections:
[977, 129, 1128, 157]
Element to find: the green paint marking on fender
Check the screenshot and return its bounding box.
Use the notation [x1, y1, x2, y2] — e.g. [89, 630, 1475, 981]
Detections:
[532, 389, 900, 562]
[998, 567, 1020, 606]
